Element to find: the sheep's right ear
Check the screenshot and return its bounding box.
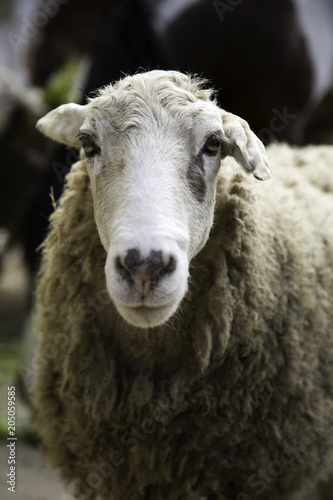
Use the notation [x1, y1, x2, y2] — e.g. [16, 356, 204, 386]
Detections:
[36, 103, 88, 147]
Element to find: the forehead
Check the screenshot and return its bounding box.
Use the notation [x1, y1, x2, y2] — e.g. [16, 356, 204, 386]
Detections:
[83, 76, 221, 135]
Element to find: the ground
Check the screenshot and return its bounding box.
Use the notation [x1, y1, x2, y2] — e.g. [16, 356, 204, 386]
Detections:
[0, 435, 67, 500]
[0, 245, 67, 499]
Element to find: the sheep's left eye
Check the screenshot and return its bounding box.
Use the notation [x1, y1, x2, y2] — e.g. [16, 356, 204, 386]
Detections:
[203, 135, 222, 156]
[81, 138, 98, 157]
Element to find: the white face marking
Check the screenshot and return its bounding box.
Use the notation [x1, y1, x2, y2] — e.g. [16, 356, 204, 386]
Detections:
[80, 94, 223, 328]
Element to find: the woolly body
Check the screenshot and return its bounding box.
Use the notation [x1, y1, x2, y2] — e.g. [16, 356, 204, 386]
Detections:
[34, 73, 333, 500]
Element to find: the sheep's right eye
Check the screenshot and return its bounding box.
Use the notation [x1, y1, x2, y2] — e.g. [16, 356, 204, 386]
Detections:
[81, 138, 99, 158]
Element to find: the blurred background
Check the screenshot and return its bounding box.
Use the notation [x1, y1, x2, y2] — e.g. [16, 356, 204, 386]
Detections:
[0, 0, 333, 498]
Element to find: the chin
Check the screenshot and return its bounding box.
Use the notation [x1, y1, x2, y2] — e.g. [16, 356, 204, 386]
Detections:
[115, 301, 179, 329]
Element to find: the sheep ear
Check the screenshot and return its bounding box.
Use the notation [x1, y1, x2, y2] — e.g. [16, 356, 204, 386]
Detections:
[36, 103, 88, 147]
[220, 110, 271, 180]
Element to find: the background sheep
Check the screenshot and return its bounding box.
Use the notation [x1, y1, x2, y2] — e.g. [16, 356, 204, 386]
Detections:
[34, 70, 333, 500]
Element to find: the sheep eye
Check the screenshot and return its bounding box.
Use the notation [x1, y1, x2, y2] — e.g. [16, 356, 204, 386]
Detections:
[80, 138, 98, 158]
[203, 135, 222, 156]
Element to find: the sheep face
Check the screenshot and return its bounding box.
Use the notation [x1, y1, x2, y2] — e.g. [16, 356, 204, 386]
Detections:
[84, 100, 224, 329]
[36, 70, 271, 328]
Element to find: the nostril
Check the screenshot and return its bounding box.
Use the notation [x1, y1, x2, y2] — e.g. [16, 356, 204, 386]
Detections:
[115, 256, 132, 282]
[147, 251, 177, 280]
[158, 255, 176, 277]
[124, 248, 142, 273]
[115, 249, 145, 285]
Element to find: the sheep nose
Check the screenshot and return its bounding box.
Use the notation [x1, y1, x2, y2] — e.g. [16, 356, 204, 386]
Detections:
[116, 248, 176, 297]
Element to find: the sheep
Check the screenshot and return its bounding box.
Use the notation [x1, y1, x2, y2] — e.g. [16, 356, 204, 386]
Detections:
[34, 70, 333, 500]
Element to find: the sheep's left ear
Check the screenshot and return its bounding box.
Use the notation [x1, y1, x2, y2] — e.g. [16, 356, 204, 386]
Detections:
[36, 103, 88, 147]
[220, 110, 271, 180]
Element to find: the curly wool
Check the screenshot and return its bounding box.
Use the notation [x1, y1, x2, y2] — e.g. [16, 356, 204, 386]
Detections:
[34, 143, 333, 500]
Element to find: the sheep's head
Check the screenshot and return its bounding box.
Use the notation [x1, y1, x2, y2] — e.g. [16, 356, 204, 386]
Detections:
[37, 70, 271, 328]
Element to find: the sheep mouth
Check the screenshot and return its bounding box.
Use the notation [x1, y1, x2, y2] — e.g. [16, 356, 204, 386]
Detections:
[115, 301, 179, 328]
